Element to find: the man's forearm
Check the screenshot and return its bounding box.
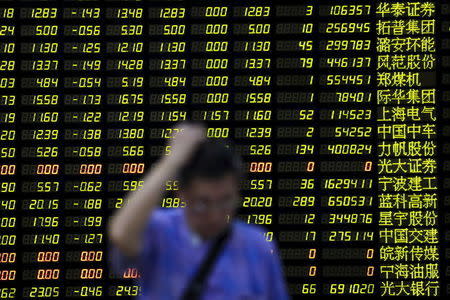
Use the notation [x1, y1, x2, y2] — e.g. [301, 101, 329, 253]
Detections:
[107, 156, 182, 257]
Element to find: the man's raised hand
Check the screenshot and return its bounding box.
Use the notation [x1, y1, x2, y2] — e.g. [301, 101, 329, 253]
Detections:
[165, 121, 207, 167]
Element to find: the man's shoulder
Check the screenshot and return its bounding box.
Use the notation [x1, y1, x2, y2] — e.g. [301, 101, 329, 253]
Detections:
[233, 220, 274, 254]
[152, 207, 183, 217]
[233, 219, 267, 237]
[146, 207, 183, 228]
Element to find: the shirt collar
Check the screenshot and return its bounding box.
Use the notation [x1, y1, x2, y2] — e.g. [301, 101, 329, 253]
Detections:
[190, 228, 202, 246]
[181, 208, 208, 247]
[180, 208, 233, 247]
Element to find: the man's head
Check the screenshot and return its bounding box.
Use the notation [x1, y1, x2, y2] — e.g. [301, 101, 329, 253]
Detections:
[175, 138, 244, 240]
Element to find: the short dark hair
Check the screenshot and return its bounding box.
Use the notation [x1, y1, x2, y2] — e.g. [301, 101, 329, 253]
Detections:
[177, 138, 245, 189]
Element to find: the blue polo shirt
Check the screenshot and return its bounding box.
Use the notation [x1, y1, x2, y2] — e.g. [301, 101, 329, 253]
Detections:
[108, 207, 291, 299]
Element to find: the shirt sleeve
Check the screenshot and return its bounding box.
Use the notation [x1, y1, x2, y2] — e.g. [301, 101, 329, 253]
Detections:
[107, 208, 166, 279]
[264, 239, 291, 300]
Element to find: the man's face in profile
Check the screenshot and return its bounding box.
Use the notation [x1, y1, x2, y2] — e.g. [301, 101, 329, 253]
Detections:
[177, 173, 239, 240]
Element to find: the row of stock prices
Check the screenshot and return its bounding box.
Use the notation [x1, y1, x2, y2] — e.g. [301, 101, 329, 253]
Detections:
[0, 0, 450, 299]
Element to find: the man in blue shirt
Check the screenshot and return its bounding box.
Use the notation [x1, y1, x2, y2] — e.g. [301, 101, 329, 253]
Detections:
[107, 121, 290, 299]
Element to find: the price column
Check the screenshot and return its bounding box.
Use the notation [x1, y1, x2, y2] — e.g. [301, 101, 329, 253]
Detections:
[106, 3, 147, 298]
[0, 5, 17, 300]
[231, 1, 275, 261]
[274, 2, 318, 296]
[19, 5, 63, 298]
[318, 2, 376, 296]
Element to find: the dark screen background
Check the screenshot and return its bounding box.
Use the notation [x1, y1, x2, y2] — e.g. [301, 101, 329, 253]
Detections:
[0, 0, 448, 298]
